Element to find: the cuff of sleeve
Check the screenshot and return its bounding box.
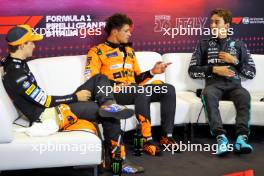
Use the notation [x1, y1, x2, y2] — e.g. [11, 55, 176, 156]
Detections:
[148, 70, 154, 78]
[73, 94, 78, 102]
[149, 70, 155, 77]
[234, 58, 240, 65]
[207, 66, 213, 75]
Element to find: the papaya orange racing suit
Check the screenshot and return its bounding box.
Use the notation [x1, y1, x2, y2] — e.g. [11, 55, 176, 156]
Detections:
[85, 41, 176, 138]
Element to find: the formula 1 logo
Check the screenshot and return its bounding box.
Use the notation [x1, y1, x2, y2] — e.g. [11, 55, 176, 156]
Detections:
[0, 16, 43, 34]
[232, 17, 243, 24]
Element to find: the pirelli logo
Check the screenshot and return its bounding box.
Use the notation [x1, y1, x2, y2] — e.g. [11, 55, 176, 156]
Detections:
[25, 84, 36, 95]
[44, 96, 52, 107]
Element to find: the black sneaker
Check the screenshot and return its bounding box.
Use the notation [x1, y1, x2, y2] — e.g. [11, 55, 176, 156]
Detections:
[99, 104, 134, 119]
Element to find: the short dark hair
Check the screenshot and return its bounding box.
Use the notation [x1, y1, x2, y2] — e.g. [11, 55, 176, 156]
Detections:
[104, 13, 133, 36]
[7, 41, 29, 53]
[8, 44, 19, 53]
[210, 8, 232, 24]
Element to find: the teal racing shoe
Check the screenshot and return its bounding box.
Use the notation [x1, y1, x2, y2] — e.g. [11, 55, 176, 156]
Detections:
[216, 134, 229, 156]
[234, 135, 253, 154]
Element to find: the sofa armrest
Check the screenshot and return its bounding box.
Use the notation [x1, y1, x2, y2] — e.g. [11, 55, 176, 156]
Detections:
[0, 70, 18, 143]
[0, 100, 14, 143]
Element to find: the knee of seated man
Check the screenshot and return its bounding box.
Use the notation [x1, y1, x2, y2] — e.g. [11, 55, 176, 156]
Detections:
[79, 102, 100, 120]
[162, 83, 176, 95]
[236, 89, 251, 103]
[201, 88, 218, 99]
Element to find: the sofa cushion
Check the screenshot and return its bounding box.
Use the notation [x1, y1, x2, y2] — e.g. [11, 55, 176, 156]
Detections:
[0, 126, 102, 170]
[135, 52, 165, 83]
[120, 52, 186, 131]
[28, 55, 87, 95]
[163, 53, 204, 92]
[0, 68, 18, 143]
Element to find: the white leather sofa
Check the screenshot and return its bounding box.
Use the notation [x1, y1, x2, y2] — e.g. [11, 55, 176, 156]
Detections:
[0, 52, 263, 173]
[0, 56, 102, 175]
[120, 52, 192, 131]
[163, 53, 264, 126]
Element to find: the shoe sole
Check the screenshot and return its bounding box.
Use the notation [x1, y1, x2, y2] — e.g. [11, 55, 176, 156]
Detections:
[217, 151, 230, 157]
[143, 150, 162, 156]
[99, 108, 134, 119]
[122, 170, 144, 174]
[122, 166, 145, 174]
[234, 147, 252, 154]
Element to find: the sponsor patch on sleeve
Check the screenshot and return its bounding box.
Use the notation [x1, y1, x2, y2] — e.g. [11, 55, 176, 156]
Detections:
[22, 81, 30, 89]
[16, 76, 27, 83]
[30, 88, 40, 99]
[34, 91, 46, 103]
[44, 96, 52, 107]
[25, 84, 36, 95]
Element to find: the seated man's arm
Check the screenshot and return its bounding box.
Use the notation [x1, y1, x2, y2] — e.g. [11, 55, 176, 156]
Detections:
[133, 56, 153, 84]
[10, 70, 77, 108]
[84, 47, 102, 80]
[236, 41, 256, 79]
[188, 41, 213, 79]
[134, 70, 153, 84]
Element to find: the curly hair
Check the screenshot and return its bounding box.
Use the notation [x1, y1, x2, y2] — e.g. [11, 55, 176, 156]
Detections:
[104, 13, 133, 36]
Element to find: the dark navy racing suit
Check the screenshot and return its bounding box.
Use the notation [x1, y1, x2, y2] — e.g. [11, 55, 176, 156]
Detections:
[188, 37, 256, 136]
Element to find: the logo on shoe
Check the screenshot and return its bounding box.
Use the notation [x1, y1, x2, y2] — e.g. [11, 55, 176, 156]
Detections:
[67, 116, 75, 124]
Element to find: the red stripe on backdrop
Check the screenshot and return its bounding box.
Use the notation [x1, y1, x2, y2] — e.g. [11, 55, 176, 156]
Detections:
[26, 16, 43, 28]
[0, 16, 29, 25]
[0, 26, 15, 34]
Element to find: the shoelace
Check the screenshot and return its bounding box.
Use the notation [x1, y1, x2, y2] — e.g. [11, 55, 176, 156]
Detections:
[241, 135, 248, 142]
[217, 136, 227, 144]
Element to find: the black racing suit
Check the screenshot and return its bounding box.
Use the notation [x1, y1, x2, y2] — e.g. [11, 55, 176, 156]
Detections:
[2, 55, 121, 143]
[188, 37, 256, 136]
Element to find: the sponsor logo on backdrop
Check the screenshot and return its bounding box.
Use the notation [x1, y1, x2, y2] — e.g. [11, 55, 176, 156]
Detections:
[0, 15, 106, 38]
[155, 15, 234, 38]
[39, 15, 106, 38]
[232, 17, 264, 25]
